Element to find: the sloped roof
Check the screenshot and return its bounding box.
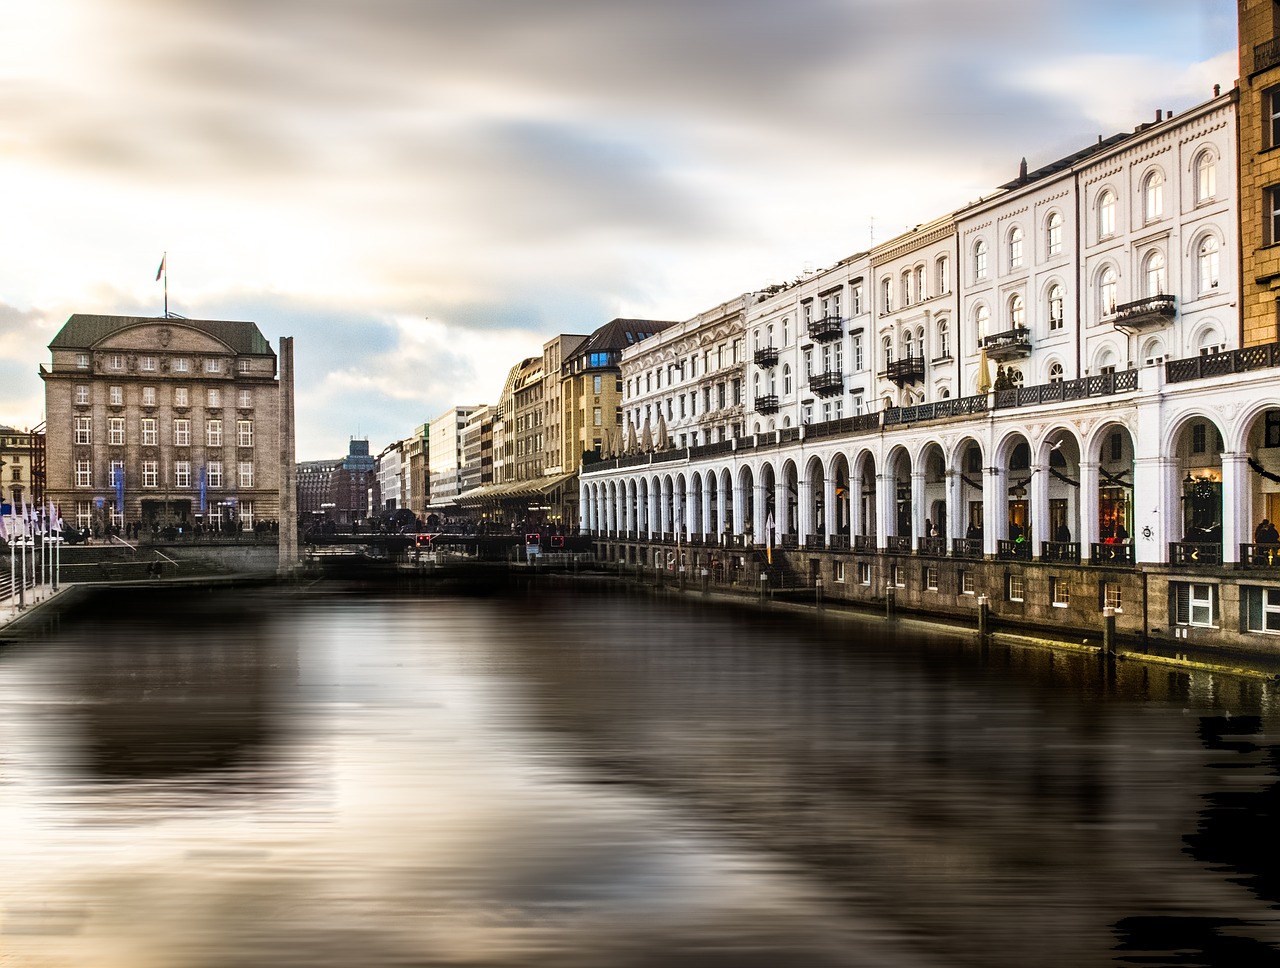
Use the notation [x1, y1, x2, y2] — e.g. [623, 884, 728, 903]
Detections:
[572, 317, 676, 359]
[49, 314, 274, 356]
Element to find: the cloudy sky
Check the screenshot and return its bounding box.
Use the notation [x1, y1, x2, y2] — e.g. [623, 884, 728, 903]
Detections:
[0, 0, 1236, 459]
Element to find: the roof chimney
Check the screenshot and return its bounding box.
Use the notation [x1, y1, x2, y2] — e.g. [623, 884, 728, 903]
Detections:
[1018, 157, 1028, 184]
[1155, 109, 1163, 122]
[1214, 83, 1221, 96]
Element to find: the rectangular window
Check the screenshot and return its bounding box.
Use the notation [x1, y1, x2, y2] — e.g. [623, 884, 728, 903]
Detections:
[74, 416, 91, 445]
[1268, 186, 1280, 247]
[109, 385, 123, 406]
[893, 565, 905, 588]
[109, 354, 124, 370]
[140, 356, 157, 371]
[853, 335, 863, 371]
[239, 462, 254, 488]
[1268, 86, 1280, 150]
[141, 418, 157, 446]
[851, 282, 863, 315]
[925, 566, 939, 591]
[109, 460, 123, 490]
[233, 388, 251, 409]
[593, 375, 602, 394]
[1192, 423, 1206, 454]
[593, 407, 602, 426]
[1008, 574, 1025, 602]
[858, 561, 872, 585]
[236, 420, 253, 447]
[833, 561, 846, 583]
[207, 419, 223, 447]
[142, 386, 156, 406]
[175, 387, 189, 407]
[76, 501, 91, 529]
[207, 461, 223, 488]
[1103, 581, 1122, 612]
[75, 459, 91, 487]
[175, 461, 191, 488]
[142, 460, 158, 487]
[1052, 578, 1070, 607]
[238, 358, 250, 373]
[76, 353, 90, 369]
[109, 417, 125, 446]
[205, 358, 222, 373]
[961, 571, 975, 595]
[207, 388, 221, 408]
[1245, 587, 1280, 633]
[173, 357, 189, 373]
[1173, 582, 1218, 627]
[74, 384, 90, 405]
[174, 418, 190, 446]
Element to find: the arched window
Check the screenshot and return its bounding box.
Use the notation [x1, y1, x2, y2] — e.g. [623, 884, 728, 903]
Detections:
[1098, 190, 1116, 238]
[1198, 235, 1220, 291]
[1048, 284, 1065, 331]
[881, 277, 892, 313]
[936, 255, 950, 293]
[937, 319, 950, 358]
[782, 319, 790, 345]
[1009, 226, 1024, 269]
[1007, 367, 1024, 388]
[915, 265, 927, 302]
[1195, 151, 1217, 204]
[1141, 337, 1165, 366]
[903, 329, 915, 359]
[753, 373, 760, 395]
[939, 387, 951, 399]
[975, 304, 991, 342]
[1143, 170, 1164, 222]
[974, 240, 988, 280]
[1048, 362, 1064, 384]
[1197, 327, 1224, 356]
[1099, 266, 1117, 316]
[882, 334, 893, 365]
[766, 324, 774, 347]
[782, 363, 792, 395]
[768, 370, 777, 394]
[1047, 211, 1063, 257]
[1143, 250, 1166, 298]
[901, 270, 913, 306]
[1009, 293, 1025, 329]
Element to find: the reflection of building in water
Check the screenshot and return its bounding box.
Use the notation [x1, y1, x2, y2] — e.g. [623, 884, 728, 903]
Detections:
[61, 589, 295, 783]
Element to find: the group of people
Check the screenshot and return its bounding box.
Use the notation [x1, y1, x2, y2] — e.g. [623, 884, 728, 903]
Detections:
[1255, 519, 1280, 545]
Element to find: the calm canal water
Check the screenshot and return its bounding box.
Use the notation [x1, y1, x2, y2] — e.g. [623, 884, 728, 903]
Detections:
[4, 582, 1280, 967]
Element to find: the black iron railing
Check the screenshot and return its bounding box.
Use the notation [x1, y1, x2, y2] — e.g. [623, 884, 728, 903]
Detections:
[1166, 343, 1280, 384]
[1169, 541, 1223, 565]
[754, 394, 780, 414]
[754, 346, 779, 367]
[997, 539, 1031, 561]
[1041, 541, 1080, 564]
[810, 370, 844, 396]
[808, 315, 844, 342]
[952, 538, 983, 560]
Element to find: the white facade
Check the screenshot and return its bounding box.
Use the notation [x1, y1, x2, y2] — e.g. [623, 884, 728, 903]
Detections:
[622, 297, 749, 450]
[428, 405, 481, 504]
[376, 440, 403, 511]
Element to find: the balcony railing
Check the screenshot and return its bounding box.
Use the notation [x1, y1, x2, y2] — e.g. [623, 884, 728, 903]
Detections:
[917, 536, 947, 557]
[804, 535, 825, 550]
[1255, 36, 1280, 74]
[1242, 543, 1280, 568]
[886, 535, 912, 553]
[780, 534, 798, 549]
[982, 327, 1032, 361]
[810, 370, 844, 396]
[1169, 541, 1223, 566]
[828, 534, 850, 551]
[808, 314, 843, 343]
[1166, 342, 1280, 384]
[805, 412, 882, 439]
[951, 537, 983, 560]
[754, 346, 779, 367]
[997, 539, 1031, 561]
[884, 392, 988, 427]
[994, 369, 1137, 409]
[885, 357, 925, 386]
[1041, 541, 1080, 564]
[1090, 542, 1134, 566]
[853, 534, 876, 552]
[1114, 294, 1176, 334]
[754, 394, 780, 414]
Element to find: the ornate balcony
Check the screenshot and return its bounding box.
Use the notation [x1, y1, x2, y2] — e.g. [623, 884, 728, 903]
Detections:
[1169, 541, 1222, 566]
[754, 346, 779, 367]
[982, 327, 1032, 362]
[1114, 294, 1176, 335]
[1090, 542, 1134, 566]
[885, 356, 925, 387]
[810, 370, 844, 396]
[808, 315, 843, 343]
[754, 394, 780, 414]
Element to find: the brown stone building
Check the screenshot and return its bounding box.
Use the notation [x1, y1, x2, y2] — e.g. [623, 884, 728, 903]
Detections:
[1240, 0, 1280, 345]
[42, 314, 281, 535]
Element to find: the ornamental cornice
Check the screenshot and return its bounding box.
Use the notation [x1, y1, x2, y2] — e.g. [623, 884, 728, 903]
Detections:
[872, 221, 956, 264]
[998, 205, 1030, 221]
[961, 220, 993, 237]
[1178, 117, 1230, 147]
[1082, 164, 1124, 189]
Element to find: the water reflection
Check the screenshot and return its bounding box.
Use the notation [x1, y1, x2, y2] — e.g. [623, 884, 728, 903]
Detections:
[2, 584, 1280, 966]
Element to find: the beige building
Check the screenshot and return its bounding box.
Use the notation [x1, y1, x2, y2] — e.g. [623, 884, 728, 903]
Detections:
[541, 334, 587, 475]
[42, 314, 280, 535]
[0, 424, 40, 511]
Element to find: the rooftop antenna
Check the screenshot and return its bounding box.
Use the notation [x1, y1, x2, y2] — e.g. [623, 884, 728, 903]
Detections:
[869, 215, 875, 247]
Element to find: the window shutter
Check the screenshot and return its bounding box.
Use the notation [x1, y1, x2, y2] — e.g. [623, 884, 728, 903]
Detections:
[1174, 583, 1190, 626]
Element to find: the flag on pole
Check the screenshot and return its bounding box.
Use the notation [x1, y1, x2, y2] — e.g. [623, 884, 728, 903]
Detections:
[765, 510, 775, 565]
[156, 253, 166, 281]
[114, 465, 125, 514]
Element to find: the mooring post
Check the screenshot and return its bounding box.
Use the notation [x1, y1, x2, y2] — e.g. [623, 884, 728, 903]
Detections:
[977, 594, 989, 638]
[1103, 606, 1117, 653]
[815, 576, 823, 609]
[759, 571, 768, 604]
[885, 582, 896, 618]
[701, 567, 709, 594]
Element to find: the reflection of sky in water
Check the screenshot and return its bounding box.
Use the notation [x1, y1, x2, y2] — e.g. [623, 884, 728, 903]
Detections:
[3, 586, 1280, 966]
